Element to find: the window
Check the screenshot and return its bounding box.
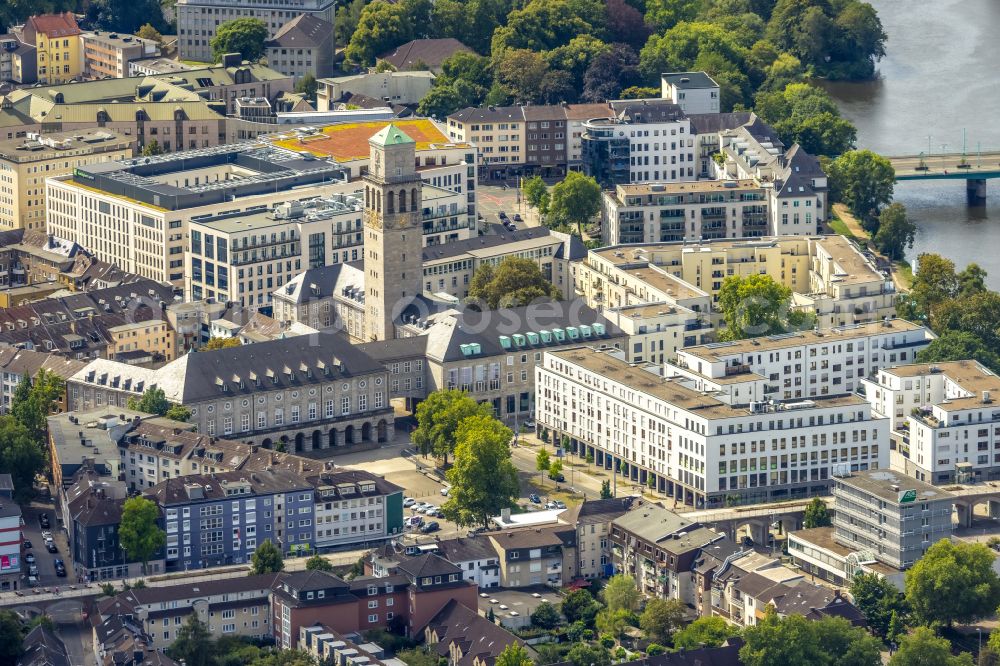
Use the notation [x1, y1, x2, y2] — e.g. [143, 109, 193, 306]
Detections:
[368, 614, 378, 623]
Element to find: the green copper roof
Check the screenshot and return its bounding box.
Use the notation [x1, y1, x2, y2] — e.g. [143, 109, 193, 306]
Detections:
[370, 124, 415, 146]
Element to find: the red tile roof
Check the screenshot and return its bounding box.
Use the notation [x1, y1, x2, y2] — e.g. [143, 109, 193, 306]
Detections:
[27, 13, 81, 39]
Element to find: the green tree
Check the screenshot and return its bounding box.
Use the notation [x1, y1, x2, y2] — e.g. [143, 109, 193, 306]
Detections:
[562, 589, 601, 626]
[753, 82, 857, 157]
[888, 627, 973, 666]
[595, 607, 633, 641]
[128, 387, 171, 416]
[638, 598, 686, 644]
[491, 0, 606, 54]
[548, 459, 563, 481]
[638, 21, 746, 82]
[11, 368, 64, 440]
[306, 554, 334, 572]
[740, 611, 881, 666]
[164, 405, 192, 422]
[827, 149, 895, 230]
[905, 539, 1000, 627]
[644, 0, 701, 31]
[346, 0, 411, 65]
[536, 448, 551, 471]
[86, 0, 168, 34]
[211, 17, 268, 62]
[136, 23, 163, 44]
[250, 539, 285, 574]
[566, 643, 611, 666]
[874, 203, 917, 260]
[204, 336, 242, 350]
[396, 648, 441, 666]
[546, 171, 602, 236]
[672, 616, 733, 650]
[0, 610, 24, 664]
[496, 644, 533, 666]
[600, 480, 612, 499]
[849, 572, 905, 640]
[717, 274, 798, 340]
[167, 614, 213, 666]
[523, 176, 550, 212]
[295, 73, 318, 100]
[141, 140, 163, 156]
[412, 390, 493, 464]
[803, 497, 831, 528]
[417, 85, 465, 119]
[442, 415, 520, 527]
[119, 496, 166, 575]
[468, 257, 560, 309]
[603, 574, 640, 613]
[0, 416, 44, 503]
[916, 331, 1000, 374]
[335, 0, 366, 48]
[530, 601, 561, 630]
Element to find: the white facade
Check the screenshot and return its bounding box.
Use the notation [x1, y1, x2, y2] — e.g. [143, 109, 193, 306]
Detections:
[660, 72, 720, 115]
[671, 319, 935, 403]
[537, 347, 890, 508]
[313, 493, 386, 549]
[864, 361, 1000, 485]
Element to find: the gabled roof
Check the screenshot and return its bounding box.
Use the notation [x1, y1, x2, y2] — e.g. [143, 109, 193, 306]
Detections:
[266, 14, 334, 48]
[26, 13, 81, 40]
[379, 38, 473, 72]
[427, 599, 533, 666]
[396, 553, 462, 579]
[19, 625, 70, 666]
[612, 503, 697, 544]
[281, 569, 350, 593]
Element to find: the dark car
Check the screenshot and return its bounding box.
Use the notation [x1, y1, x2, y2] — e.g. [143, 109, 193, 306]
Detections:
[23, 553, 34, 565]
[498, 211, 507, 219]
[528, 494, 541, 504]
[420, 521, 440, 534]
[22, 540, 31, 550]
[550, 473, 565, 482]
[513, 214, 523, 222]
[38, 514, 50, 528]
[46, 541, 58, 554]
[54, 559, 66, 577]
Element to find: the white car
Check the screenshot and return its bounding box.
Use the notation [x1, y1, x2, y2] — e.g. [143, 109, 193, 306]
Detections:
[440, 487, 450, 497]
[499, 604, 509, 610]
[531, 593, 541, 599]
[509, 611, 520, 617]
[421, 505, 438, 514]
[40, 531, 52, 541]
[411, 502, 427, 512]
[489, 598, 499, 604]
[403, 497, 416, 508]
[480, 593, 490, 598]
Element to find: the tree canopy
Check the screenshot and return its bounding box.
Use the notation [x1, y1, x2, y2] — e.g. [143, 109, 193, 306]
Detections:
[827, 149, 895, 230]
[211, 18, 268, 62]
[887, 627, 974, 666]
[740, 611, 881, 666]
[0, 416, 44, 503]
[904, 539, 1000, 627]
[873, 203, 916, 261]
[672, 616, 733, 651]
[638, 598, 686, 644]
[204, 337, 242, 350]
[849, 572, 906, 641]
[717, 274, 809, 340]
[546, 172, 602, 236]
[249, 539, 285, 575]
[602, 574, 640, 613]
[468, 257, 560, 309]
[412, 390, 494, 464]
[128, 387, 172, 416]
[803, 497, 831, 528]
[753, 83, 857, 156]
[306, 554, 334, 572]
[119, 496, 166, 574]
[441, 414, 520, 527]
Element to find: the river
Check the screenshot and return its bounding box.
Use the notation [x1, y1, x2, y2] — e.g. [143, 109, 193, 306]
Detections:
[822, 0, 1000, 288]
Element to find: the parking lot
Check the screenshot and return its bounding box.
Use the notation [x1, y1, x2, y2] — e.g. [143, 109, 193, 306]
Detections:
[19, 503, 71, 587]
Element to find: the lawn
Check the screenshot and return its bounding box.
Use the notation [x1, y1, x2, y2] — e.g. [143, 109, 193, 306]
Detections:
[827, 217, 856, 239]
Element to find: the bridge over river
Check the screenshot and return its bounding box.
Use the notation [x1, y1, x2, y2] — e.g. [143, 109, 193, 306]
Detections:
[886, 151, 1000, 202]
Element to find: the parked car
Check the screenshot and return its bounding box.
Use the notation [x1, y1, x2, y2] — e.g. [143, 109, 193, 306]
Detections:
[544, 501, 558, 509]
[26, 575, 37, 586]
[411, 502, 427, 512]
[440, 487, 450, 496]
[38, 513, 50, 528]
[28, 564, 38, 576]
[513, 214, 523, 222]
[498, 211, 508, 219]
[54, 559, 66, 577]
[421, 505, 437, 515]
[45, 541, 58, 554]
[553, 500, 566, 509]
[528, 494, 541, 504]
[22, 540, 31, 550]
[403, 497, 416, 508]
[523, 419, 536, 429]
[407, 515, 424, 528]
[550, 472, 565, 482]
[23, 553, 34, 565]
[420, 521, 440, 534]
[40, 532, 52, 541]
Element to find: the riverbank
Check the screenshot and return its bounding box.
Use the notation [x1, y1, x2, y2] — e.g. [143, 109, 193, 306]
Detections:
[827, 204, 913, 290]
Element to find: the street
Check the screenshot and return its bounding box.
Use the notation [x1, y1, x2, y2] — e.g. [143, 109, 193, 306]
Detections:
[19, 502, 71, 588]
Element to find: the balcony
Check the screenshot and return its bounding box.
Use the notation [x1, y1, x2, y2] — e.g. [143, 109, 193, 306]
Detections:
[725, 363, 751, 376]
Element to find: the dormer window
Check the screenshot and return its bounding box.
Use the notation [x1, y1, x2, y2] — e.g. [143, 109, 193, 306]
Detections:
[434, 576, 441, 584]
[368, 585, 377, 596]
[306, 591, 314, 600]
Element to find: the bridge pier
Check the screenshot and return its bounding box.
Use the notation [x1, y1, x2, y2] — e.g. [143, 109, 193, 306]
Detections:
[968, 178, 987, 203]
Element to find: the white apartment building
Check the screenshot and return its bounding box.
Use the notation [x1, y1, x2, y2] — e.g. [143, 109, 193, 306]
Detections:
[863, 361, 1000, 485]
[45, 144, 351, 288]
[536, 347, 890, 508]
[661, 72, 721, 115]
[670, 319, 935, 403]
[575, 235, 899, 332]
[311, 470, 401, 550]
[600, 302, 713, 366]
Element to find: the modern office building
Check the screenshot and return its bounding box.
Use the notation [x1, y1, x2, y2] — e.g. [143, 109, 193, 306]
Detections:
[0, 129, 132, 232]
[46, 143, 349, 287]
[148, 469, 316, 569]
[176, 0, 335, 63]
[537, 346, 889, 507]
[789, 469, 954, 583]
[863, 361, 1000, 484]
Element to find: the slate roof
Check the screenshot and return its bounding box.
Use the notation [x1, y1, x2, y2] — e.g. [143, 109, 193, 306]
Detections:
[661, 72, 719, 90]
[428, 599, 533, 666]
[281, 569, 351, 593]
[18, 624, 69, 666]
[686, 112, 754, 135]
[396, 553, 463, 579]
[275, 262, 364, 305]
[98, 573, 281, 614]
[434, 536, 499, 564]
[146, 469, 312, 506]
[146, 331, 385, 404]
[266, 14, 334, 49]
[775, 144, 826, 198]
[612, 503, 697, 544]
[379, 39, 473, 72]
[449, 106, 525, 124]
